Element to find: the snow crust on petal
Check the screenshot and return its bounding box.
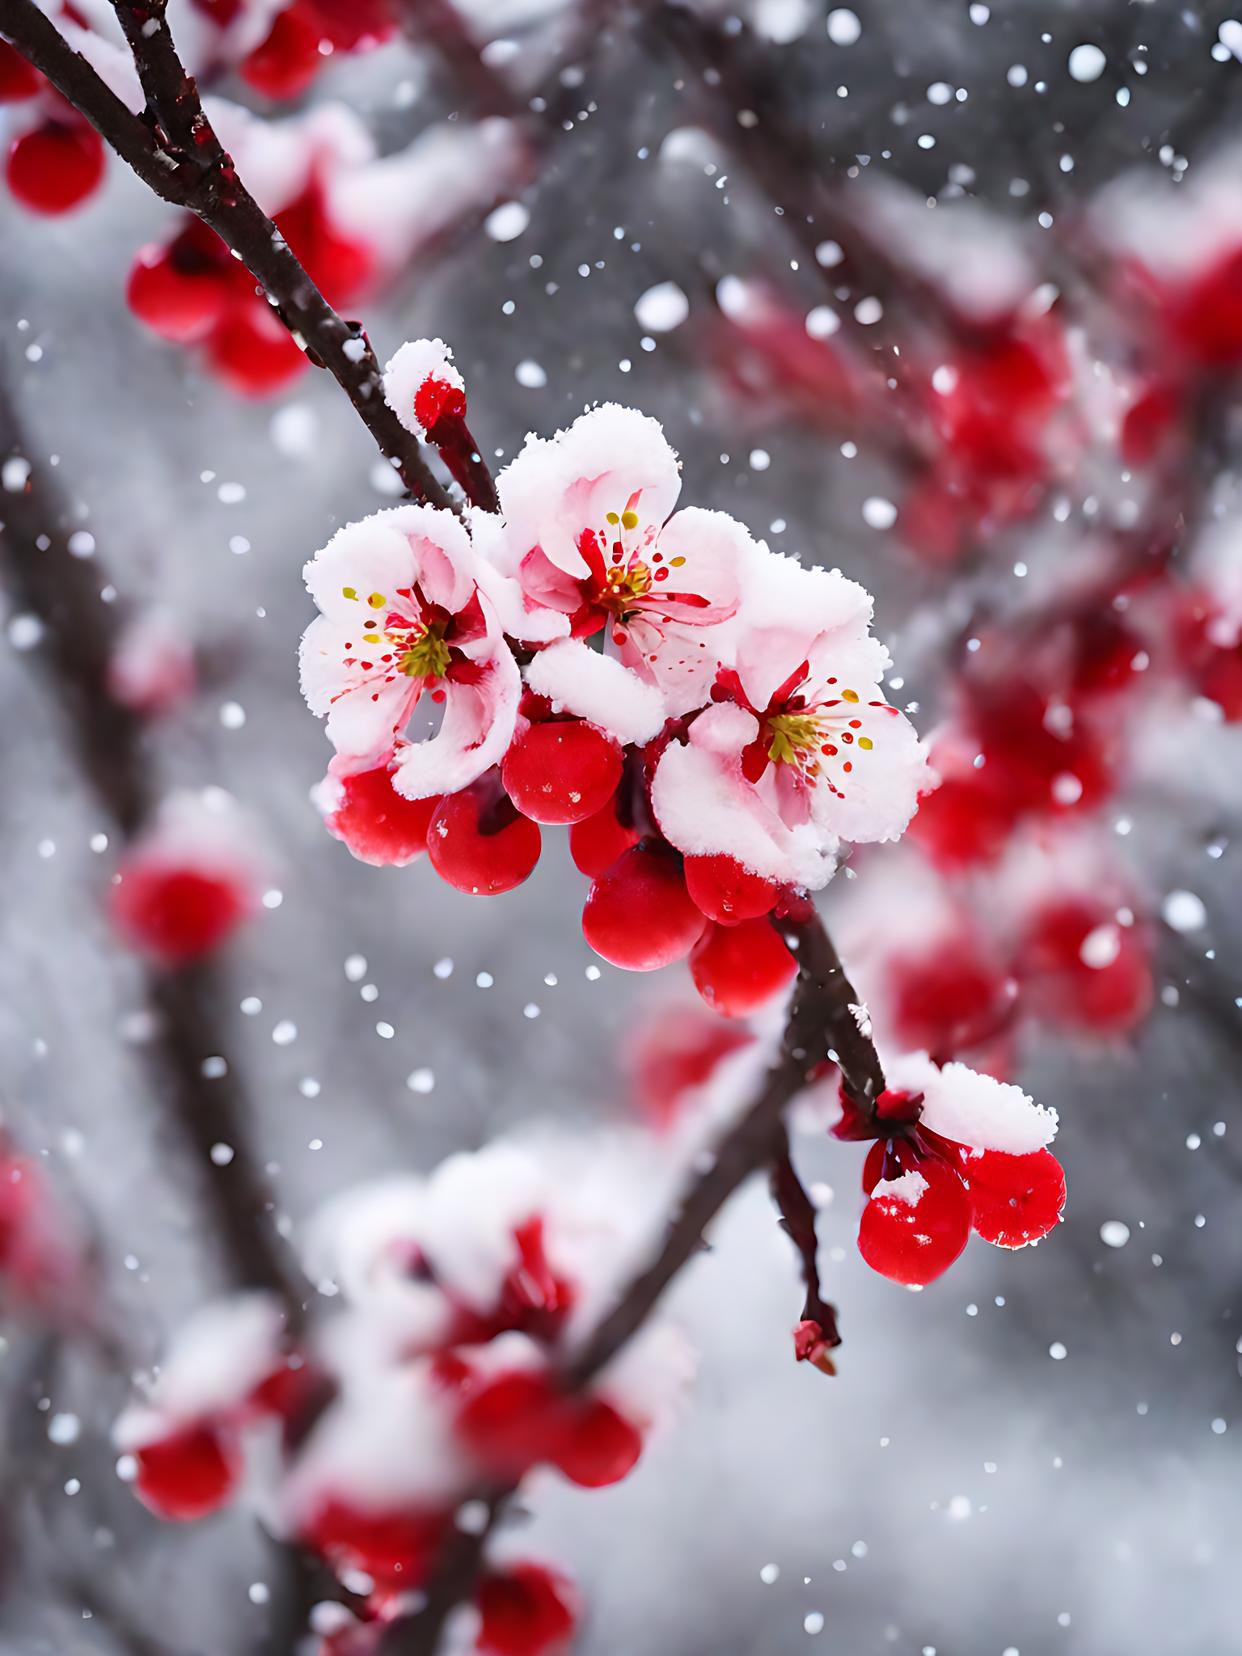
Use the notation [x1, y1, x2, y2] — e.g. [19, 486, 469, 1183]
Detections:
[525, 639, 667, 747]
[815, 695, 931, 846]
[652, 710, 839, 888]
[888, 1053, 1059, 1153]
[303, 515, 417, 624]
[739, 550, 873, 650]
[383, 338, 463, 440]
[472, 513, 572, 644]
[390, 648, 521, 798]
[497, 403, 682, 578]
[649, 506, 751, 620]
[871, 1170, 929, 1207]
[115, 1294, 285, 1445]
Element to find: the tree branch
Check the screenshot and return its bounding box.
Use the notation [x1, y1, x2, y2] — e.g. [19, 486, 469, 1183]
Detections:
[771, 1127, 840, 1355]
[0, 0, 453, 509]
[379, 904, 883, 1655]
[0, 389, 301, 1304]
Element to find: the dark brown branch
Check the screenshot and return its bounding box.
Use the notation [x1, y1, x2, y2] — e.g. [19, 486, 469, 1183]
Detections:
[0, 392, 300, 1304]
[380, 905, 883, 1655]
[771, 1128, 840, 1353]
[0, 0, 452, 509]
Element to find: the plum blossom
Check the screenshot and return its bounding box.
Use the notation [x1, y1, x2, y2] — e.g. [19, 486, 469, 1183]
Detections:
[299, 504, 521, 799]
[652, 554, 930, 888]
[493, 404, 752, 716]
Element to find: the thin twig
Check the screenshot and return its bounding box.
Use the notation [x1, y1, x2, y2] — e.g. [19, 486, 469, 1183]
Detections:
[771, 1127, 840, 1350]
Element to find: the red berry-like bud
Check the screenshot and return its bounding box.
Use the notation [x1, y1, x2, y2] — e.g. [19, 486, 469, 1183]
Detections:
[427, 781, 542, 895]
[552, 1398, 643, 1489]
[907, 772, 1017, 870]
[501, 720, 622, 826]
[133, 1422, 240, 1520]
[7, 119, 105, 215]
[110, 863, 251, 964]
[1017, 900, 1153, 1037]
[689, 916, 796, 1018]
[325, 767, 439, 867]
[239, 3, 325, 100]
[477, 1562, 579, 1656]
[414, 374, 467, 433]
[888, 942, 1016, 1060]
[683, 854, 778, 924]
[965, 1148, 1066, 1248]
[455, 1370, 566, 1479]
[127, 239, 233, 344]
[206, 298, 307, 396]
[858, 1159, 971, 1287]
[0, 41, 41, 102]
[861, 1139, 888, 1194]
[303, 1499, 448, 1589]
[582, 846, 705, 971]
[568, 798, 638, 877]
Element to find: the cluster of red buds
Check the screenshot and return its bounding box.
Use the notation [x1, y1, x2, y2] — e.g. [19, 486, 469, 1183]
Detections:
[116, 1143, 689, 1655]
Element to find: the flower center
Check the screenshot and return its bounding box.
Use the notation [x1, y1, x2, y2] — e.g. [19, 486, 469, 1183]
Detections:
[763, 688, 874, 783]
[599, 559, 653, 613]
[766, 710, 827, 767]
[395, 622, 451, 681]
[346, 586, 452, 683]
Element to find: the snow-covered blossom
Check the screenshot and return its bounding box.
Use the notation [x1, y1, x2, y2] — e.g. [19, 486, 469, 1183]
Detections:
[299, 504, 520, 798]
[523, 638, 667, 748]
[494, 404, 750, 718]
[298, 371, 933, 1004]
[652, 554, 929, 887]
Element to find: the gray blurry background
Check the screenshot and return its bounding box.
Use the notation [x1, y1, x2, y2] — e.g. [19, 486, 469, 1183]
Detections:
[2, 2, 1241, 1652]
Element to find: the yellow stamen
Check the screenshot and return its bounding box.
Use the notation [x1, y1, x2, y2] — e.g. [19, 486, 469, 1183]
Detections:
[766, 711, 825, 767]
[397, 625, 451, 681]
